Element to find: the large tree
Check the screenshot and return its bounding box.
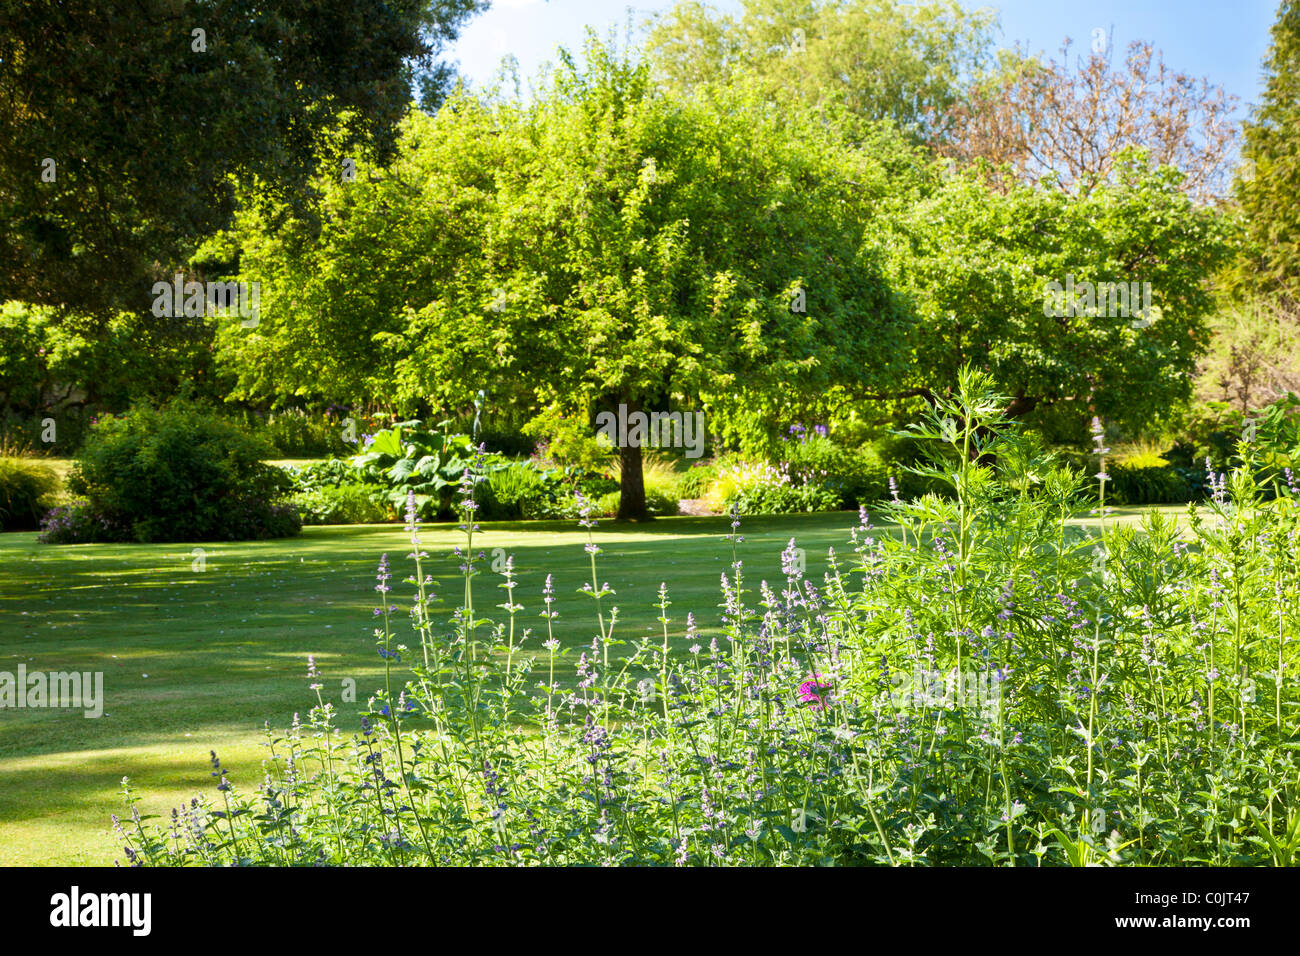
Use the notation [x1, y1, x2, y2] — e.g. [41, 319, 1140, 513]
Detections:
[644, 0, 996, 143]
[941, 38, 1238, 202]
[883, 155, 1235, 440]
[220, 38, 911, 518]
[0, 0, 486, 316]
[1236, 1, 1300, 302]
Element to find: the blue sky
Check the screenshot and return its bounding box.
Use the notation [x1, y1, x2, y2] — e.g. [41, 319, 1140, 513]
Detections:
[448, 0, 1278, 114]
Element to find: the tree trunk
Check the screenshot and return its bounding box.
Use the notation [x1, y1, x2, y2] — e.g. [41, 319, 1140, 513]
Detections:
[616, 408, 649, 521]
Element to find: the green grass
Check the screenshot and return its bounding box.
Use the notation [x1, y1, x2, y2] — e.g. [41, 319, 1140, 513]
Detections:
[0, 505, 1188, 865]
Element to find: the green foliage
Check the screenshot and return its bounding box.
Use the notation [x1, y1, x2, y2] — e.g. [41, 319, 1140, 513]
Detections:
[645, 488, 680, 516]
[220, 37, 906, 516]
[1166, 401, 1249, 474]
[594, 486, 679, 517]
[1193, 297, 1300, 412]
[677, 461, 719, 499]
[256, 408, 354, 458]
[0, 301, 225, 453]
[636, 456, 685, 500]
[59, 404, 300, 543]
[708, 461, 842, 514]
[646, 0, 997, 142]
[482, 463, 549, 520]
[779, 434, 888, 507]
[349, 419, 485, 520]
[0, 0, 487, 313]
[292, 484, 392, 525]
[0, 456, 59, 530]
[1235, 1, 1300, 301]
[283, 458, 358, 492]
[36, 498, 119, 545]
[1106, 461, 1194, 506]
[523, 406, 613, 475]
[887, 158, 1235, 439]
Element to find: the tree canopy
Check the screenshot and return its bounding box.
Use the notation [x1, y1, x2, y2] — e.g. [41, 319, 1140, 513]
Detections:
[644, 0, 996, 142]
[0, 0, 486, 315]
[1236, 0, 1300, 302]
[884, 156, 1234, 439]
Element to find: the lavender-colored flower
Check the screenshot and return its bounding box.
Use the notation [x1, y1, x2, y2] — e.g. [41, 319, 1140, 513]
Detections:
[997, 579, 1015, 621]
[575, 490, 598, 529]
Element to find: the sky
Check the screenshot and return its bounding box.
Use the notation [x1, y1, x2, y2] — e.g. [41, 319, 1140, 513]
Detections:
[447, 0, 1279, 114]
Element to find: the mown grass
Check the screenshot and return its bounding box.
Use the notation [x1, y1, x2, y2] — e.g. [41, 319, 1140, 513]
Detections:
[0, 505, 1186, 864]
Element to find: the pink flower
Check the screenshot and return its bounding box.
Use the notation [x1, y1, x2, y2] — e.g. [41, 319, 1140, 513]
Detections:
[798, 675, 833, 710]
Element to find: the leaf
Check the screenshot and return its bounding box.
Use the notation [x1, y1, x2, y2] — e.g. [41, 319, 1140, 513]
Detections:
[368, 428, 404, 458]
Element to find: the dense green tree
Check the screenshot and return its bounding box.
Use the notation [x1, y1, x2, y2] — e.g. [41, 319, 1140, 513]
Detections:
[1236, 1, 1300, 302]
[221, 39, 910, 518]
[0, 0, 487, 316]
[884, 154, 1235, 440]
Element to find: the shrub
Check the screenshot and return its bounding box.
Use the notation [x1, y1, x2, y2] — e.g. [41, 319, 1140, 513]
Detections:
[577, 473, 620, 498]
[1166, 401, 1246, 474]
[293, 484, 393, 525]
[707, 461, 841, 514]
[593, 487, 678, 517]
[350, 420, 486, 520]
[38, 498, 123, 544]
[524, 405, 612, 473]
[677, 461, 718, 499]
[60, 404, 300, 543]
[781, 435, 890, 506]
[1106, 457, 1194, 505]
[258, 407, 352, 458]
[733, 480, 839, 514]
[0, 457, 60, 531]
[0, 407, 98, 455]
[283, 458, 359, 493]
[645, 488, 680, 516]
[481, 463, 548, 520]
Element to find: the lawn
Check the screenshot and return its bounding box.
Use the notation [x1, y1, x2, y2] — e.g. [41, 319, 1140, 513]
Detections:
[0, 505, 1186, 865]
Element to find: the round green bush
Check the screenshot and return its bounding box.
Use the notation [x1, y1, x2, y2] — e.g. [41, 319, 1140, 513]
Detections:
[733, 481, 840, 514]
[0, 457, 60, 531]
[645, 488, 680, 516]
[61, 404, 301, 543]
